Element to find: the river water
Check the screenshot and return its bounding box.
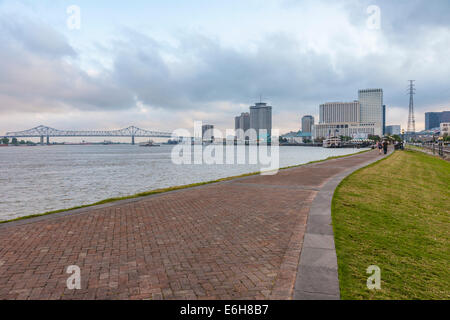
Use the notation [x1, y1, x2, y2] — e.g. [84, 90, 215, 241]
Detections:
[0, 145, 366, 221]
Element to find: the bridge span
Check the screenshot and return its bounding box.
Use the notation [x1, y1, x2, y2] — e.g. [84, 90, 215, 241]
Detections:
[4, 125, 177, 145]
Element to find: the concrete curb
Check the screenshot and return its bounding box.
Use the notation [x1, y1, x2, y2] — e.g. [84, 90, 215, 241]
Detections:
[293, 149, 394, 300]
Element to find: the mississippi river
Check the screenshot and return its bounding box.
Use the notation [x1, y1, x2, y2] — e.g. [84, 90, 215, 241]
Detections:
[0, 145, 366, 221]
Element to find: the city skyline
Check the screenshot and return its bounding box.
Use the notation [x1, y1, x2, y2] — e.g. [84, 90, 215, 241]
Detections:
[1, 0, 449, 134]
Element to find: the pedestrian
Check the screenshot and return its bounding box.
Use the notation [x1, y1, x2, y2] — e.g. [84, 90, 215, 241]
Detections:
[383, 139, 388, 155]
[377, 141, 382, 155]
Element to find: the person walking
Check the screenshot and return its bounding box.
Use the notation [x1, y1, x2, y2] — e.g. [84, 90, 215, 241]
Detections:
[377, 141, 383, 155]
[383, 139, 388, 155]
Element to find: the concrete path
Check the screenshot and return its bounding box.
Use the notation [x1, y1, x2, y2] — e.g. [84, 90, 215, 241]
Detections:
[0, 149, 389, 300]
[293, 148, 392, 300]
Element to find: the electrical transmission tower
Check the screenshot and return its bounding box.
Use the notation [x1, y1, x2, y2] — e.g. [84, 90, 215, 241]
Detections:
[407, 80, 416, 134]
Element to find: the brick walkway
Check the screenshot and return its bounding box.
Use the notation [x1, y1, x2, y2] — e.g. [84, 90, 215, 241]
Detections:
[0, 150, 379, 300]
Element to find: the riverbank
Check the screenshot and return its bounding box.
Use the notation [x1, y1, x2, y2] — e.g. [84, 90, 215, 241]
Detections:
[1, 149, 370, 224]
[332, 150, 450, 299]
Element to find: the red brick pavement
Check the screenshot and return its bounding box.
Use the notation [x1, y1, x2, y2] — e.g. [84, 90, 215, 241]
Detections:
[0, 150, 378, 300]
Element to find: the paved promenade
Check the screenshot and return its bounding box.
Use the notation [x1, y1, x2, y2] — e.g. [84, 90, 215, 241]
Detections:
[0, 149, 386, 300]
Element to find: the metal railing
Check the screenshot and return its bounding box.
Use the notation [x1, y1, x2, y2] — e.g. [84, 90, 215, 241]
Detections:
[406, 142, 450, 158]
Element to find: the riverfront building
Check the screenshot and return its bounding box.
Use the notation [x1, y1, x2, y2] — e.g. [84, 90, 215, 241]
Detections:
[237, 113, 250, 132]
[359, 89, 384, 133]
[235, 112, 250, 140]
[386, 125, 401, 136]
[234, 117, 240, 133]
[202, 124, 214, 142]
[319, 102, 360, 123]
[313, 123, 377, 140]
[250, 102, 272, 141]
[301, 115, 315, 134]
[313, 89, 384, 139]
[440, 123, 450, 137]
[425, 111, 450, 130]
[281, 131, 312, 144]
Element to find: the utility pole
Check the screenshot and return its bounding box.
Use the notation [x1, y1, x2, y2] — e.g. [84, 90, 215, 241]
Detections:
[407, 80, 416, 135]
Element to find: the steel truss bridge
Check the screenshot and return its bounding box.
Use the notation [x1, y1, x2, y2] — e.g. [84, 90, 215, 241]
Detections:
[4, 125, 177, 145]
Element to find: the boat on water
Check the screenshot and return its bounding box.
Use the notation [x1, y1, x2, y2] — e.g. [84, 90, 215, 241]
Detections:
[323, 136, 342, 148]
[139, 140, 161, 147]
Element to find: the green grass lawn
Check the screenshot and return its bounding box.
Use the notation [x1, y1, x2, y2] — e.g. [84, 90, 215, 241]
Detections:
[332, 150, 450, 299]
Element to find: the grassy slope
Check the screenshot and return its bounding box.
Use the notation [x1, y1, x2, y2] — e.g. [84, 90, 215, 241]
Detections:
[332, 150, 450, 299]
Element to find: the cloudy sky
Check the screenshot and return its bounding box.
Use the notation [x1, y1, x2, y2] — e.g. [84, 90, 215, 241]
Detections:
[1, 0, 449, 135]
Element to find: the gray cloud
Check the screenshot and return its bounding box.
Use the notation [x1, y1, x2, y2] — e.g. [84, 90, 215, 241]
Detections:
[111, 27, 449, 115]
[1, 15, 75, 58]
[0, 14, 134, 114]
[111, 31, 345, 111]
[0, 0, 449, 132]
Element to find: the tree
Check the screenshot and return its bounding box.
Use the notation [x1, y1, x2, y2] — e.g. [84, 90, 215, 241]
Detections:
[315, 137, 325, 143]
[368, 135, 381, 142]
[11, 138, 18, 145]
[444, 133, 450, 142]
[1, 137, 8, 145]
[392, 135, 402, 142]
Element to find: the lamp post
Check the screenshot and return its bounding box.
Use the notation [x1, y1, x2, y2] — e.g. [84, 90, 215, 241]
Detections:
[432, 134, 435, 155]
[401, 129, 405, 150]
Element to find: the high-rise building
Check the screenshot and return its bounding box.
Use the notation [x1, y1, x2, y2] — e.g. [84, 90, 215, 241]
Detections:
[235, 113, 250, 131]
[313, 89, 384, 139]
[250, 102, 272, 141]
[425, 111, 450, 130]
[313, 123, 378, 139]
[302, 115, 315, 133]
[319, 102, 360, 123]
[239, 113, 250, 132]
[315, 101, 375, 138]
[202, 124, 214, 142]
[386, 125, 401, 135]
[234, 112, 250, 140]
[440, 123, 450, 137]
[358, 89, 383, 135]
[235, 116, 240, 131]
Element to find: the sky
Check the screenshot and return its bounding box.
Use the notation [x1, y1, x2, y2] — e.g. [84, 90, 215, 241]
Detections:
[0, 0, 449, 136]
